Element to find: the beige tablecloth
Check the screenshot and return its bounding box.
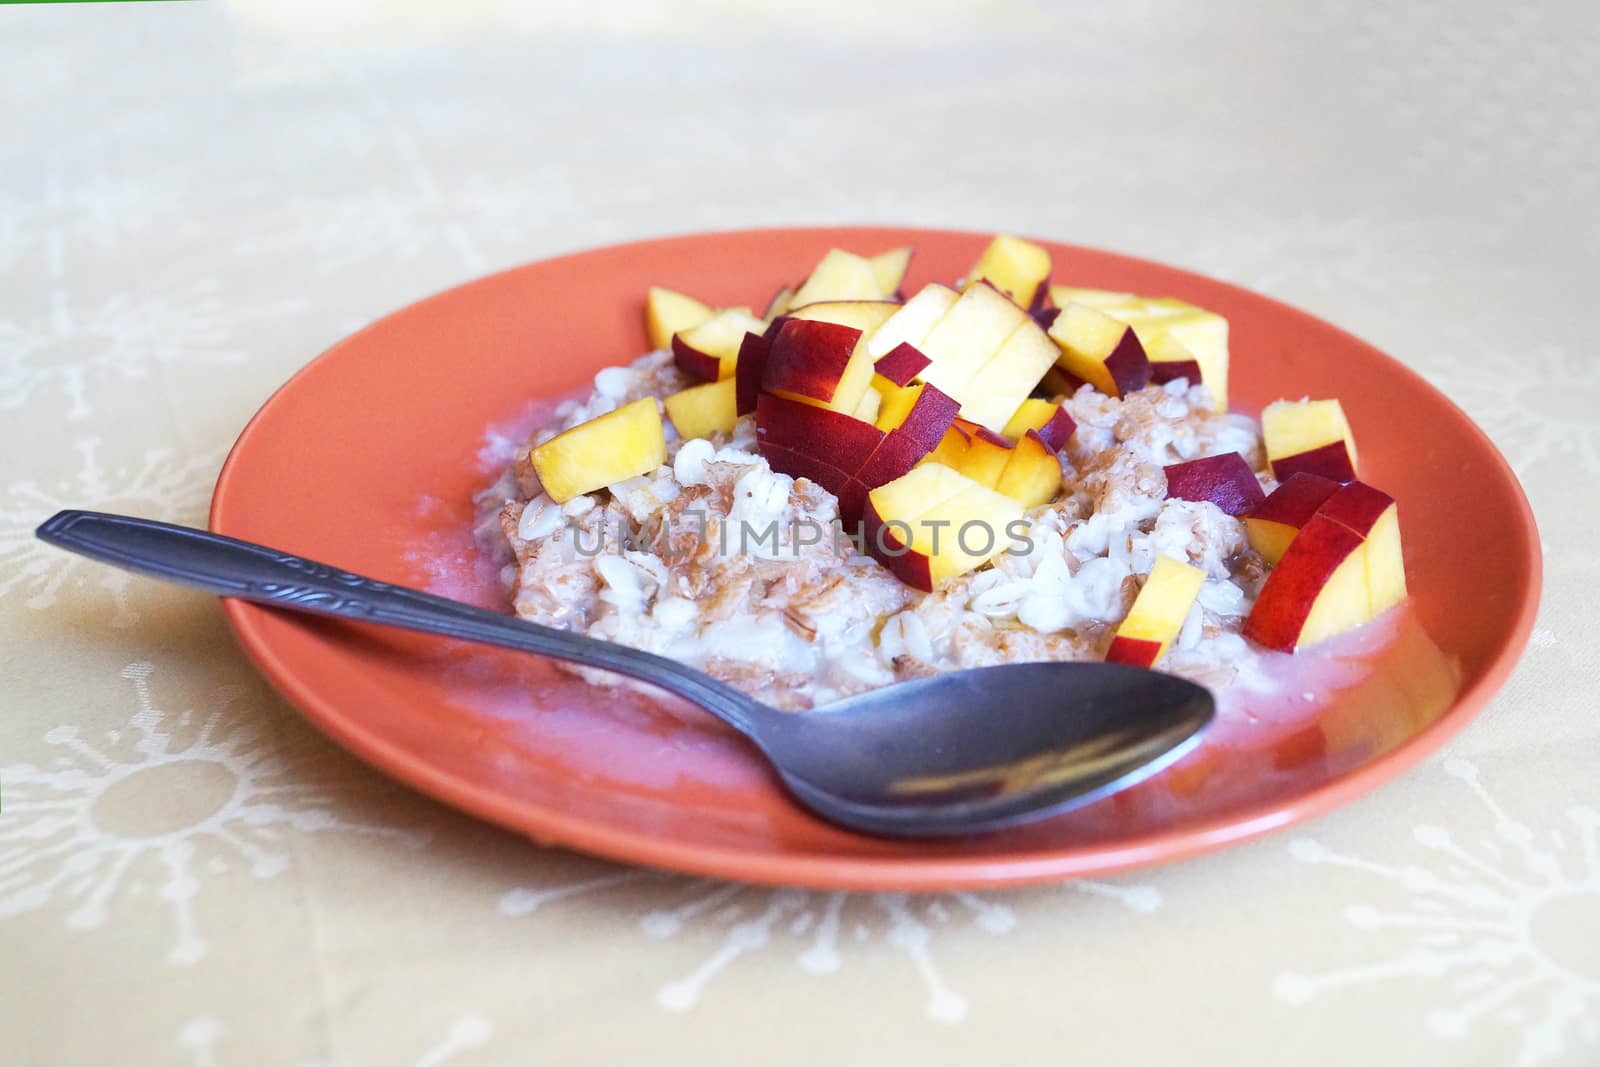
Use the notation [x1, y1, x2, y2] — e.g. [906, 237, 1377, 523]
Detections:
[3, 3, 1595, 1065]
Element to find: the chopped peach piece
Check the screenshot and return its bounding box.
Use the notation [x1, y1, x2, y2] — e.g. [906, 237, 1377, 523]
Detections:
[531, 397, 667, 503]
[1106, 556, 1206, 667]
[664, 378, 738, 440]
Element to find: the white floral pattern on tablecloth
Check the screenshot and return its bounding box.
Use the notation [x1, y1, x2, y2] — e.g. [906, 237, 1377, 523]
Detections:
[1, 662, 429, 965]
[1278, 759, 1600, 1066]
[0, 440, 222, 624]
[497, 873, 1159, 1023]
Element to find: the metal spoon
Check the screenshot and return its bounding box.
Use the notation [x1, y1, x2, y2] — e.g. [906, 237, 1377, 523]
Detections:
[36, 510, 1213, 838]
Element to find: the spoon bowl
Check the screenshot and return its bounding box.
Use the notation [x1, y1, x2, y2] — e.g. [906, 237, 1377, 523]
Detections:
[36, 510, 1214, 838]
[760, 663, 1210, 835]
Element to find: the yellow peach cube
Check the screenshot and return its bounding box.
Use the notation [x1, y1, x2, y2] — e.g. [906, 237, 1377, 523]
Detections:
[530, 397, 667, 503]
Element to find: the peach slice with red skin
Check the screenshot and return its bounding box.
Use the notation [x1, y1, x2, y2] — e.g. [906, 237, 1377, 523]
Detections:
[1162, 452, 1265, 516]
[880, 385, 960, 453]
[762, 442, 869, 519]
[874, 343, 931, 387]
[854, 434, 945, 494]
[761, 318, 862, 404]
[1147, 356, 1204, 388]
[1093, 298, 1230, 411]
[855, 388, 962, 495]
[1244, 479, 1408, 650]
[874, 382, 959, 440]
[1244, 514, 1372, 651]
[755, 392, 885, 474]
[1244, 473, 1341, 564]
[1046, 302, 1152, 399]
[1138, 311, 1229, 411]
[1317, 481, 1392, 538]
[864, 463, 975, 586]
[733, 330, 771, 416]
[870, 343, 934, 406]
[1263, 398, 1359, 482]
[1002, 398, 1077, 451]
[672, 307, 766, 382]
[873, 381, 922, 432]
[868, 278, 1056, 438]
[864, 463, 1025, 591]
[756, 385, 956, 523]
[1145, 330, 1205, 393]
[1316, 482, 1408, 617]
[783, 301, 900, 415]
[1275, 441, 1357, 482]
[1105, 555, 1207, 668]
[1044, 294, 1230, 411]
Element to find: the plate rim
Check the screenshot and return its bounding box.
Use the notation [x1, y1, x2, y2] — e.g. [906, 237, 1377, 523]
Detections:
[211, 224, 1543, 891]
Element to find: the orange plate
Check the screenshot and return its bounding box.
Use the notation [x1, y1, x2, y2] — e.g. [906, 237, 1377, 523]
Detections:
[211, 227, 1540, 890]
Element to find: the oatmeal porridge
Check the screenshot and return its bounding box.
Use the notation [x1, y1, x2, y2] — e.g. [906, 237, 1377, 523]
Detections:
[474, 237, 1407, 710]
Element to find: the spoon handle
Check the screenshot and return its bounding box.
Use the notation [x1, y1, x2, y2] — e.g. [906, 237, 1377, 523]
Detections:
[35, 510, 764, 735]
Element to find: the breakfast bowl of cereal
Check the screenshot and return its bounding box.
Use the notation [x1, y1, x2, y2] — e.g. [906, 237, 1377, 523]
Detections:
[210, 227, 1540, 889]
